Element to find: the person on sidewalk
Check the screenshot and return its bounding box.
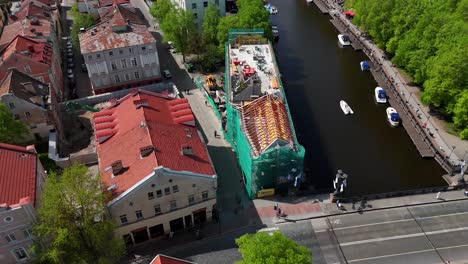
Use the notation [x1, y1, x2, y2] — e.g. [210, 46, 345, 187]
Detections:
[169, 231, 174, 239]
[214, 130, 217, 138]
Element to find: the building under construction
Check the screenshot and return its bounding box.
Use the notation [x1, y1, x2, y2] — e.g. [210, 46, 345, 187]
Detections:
[223, 29, 305, 199]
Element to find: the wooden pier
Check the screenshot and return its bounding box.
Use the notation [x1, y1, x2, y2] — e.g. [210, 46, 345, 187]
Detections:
[312, 0, 329, 14]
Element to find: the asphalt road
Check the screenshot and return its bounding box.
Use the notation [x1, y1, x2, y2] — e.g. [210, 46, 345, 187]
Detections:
[323, 200, 468, 263]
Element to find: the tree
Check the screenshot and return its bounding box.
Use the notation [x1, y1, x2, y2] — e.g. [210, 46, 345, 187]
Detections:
[235, 231, 312, 264]
[237, 0, 272, 39]
[70, 4, 96, 50]
[160, 9, 197, 62]
[202, 4, 220, 45]
[0, 103, 29, 144]
[217, 15, 240, 50]
[32, 164, 125, 264]
[150, 0, 175, 24]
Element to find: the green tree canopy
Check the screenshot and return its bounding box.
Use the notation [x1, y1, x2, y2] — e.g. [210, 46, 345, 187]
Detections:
[217, 15, 240, 48]
[235, 231, 312, 264]
[32, 164, 125, 264]
[202, 4, 221, 45]
[160, 9, 197, 61]
[150, 0, 175, 24]
[0, 103, 29, 144]
[345, 0, 468, 139]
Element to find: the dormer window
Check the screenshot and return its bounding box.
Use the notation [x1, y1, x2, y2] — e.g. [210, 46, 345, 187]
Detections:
[140, 146, 154, 157]
[111, 160, 124, 175]
[181, 146, 194, 156]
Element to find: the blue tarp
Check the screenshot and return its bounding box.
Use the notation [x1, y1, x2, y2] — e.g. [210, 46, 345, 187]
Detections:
[378, 90, 386, 99]
[390, 112, 399, 121]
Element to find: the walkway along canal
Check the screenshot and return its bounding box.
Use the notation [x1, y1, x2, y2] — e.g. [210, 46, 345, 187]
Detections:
[269, 0, 446, 196]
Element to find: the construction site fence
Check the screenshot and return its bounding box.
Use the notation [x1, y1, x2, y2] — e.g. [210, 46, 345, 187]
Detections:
[196, 78, 222, 121]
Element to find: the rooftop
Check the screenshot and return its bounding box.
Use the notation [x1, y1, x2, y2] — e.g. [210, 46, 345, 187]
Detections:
[150, 254, 195, 264]
[228, 39, 281, 103]
[239, 95, 295, 157]
[80, 4, 153, 54]
[98, 0, 130, 7]
[0, 17, 51, 48]
[0, 143, 38, 206]
[0, 68, 49, 106]
[95, 89, 215, 200]
[0, 35, 52, 65]
[10, 0, 52, 23]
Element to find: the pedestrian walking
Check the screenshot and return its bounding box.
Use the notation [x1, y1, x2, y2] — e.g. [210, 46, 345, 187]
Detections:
[169, 231, 174, 239]
[204, 100, 207, 106]
[214, 130, 217, 138]
[436, 192, 442, 200]
[274, 202, 278, 211]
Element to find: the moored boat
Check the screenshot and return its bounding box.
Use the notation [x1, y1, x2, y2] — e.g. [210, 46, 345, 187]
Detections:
[375, 87, 387, 104]
[386, 107, 400, 127]
[360, 61, 370, 71]
[338, 34, 351, 46]
[340, 100, 354, 115]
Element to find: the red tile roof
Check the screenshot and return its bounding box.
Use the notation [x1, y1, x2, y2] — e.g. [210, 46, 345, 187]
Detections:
[80, 5, 153, 53]
[0, 143, 38, 207]
[10, 1, 52, 23]
[150, 254, 195, 264]
[0, 18, 51, 48]
[95, 90, 215, 200]
[0, 35, 53, 82]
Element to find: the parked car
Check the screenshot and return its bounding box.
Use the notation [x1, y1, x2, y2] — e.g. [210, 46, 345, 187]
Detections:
[162, 69, 172, 79]
[67, 58, 74, 64]
[66, 42, 72, 49]
[67, 52, 74, 58]
[67, 62, 75, 69]
[81, 64, 88, 72]
[67, 69, 74, 79]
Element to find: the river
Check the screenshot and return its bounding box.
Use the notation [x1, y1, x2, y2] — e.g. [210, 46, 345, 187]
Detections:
[270, 0, 445, 196]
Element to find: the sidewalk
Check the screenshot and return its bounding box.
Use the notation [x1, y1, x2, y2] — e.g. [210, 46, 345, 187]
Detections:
[326, 0, 468, 166]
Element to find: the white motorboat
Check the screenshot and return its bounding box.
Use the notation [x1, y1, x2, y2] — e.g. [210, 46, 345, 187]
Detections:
[306, 0, 313, 3]
[340, 100, 354, 115]
[375, 87, 387, 104]
[360, 61, 370, 71]
[338, 34, 351, 46]
[386, 107, 400, 127]
[270, 6, 278, 14]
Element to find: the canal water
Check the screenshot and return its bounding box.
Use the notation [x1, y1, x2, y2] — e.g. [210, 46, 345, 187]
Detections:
[270, 0, 445, 196]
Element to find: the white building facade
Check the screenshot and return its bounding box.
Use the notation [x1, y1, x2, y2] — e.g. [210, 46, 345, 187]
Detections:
[172, 0, 225, 28]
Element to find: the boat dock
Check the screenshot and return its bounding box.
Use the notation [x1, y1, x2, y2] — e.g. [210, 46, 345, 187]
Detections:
[311, 0, 329, 14]
[312, 0, 455, 173]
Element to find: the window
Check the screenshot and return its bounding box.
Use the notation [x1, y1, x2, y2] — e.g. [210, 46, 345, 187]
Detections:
[188, 195, 195, 205]
[141, 46, 146, 51]
[164, 187, 170, 195]
[170, 200, 177, 211]
[129, 48, 133, 53]
[119, 50, 123, 54]
[134, 72, 140, 79]
[4, 233, 16, 243]
[24, 65, 31, 73]
[202, 191, 208, 201]
[135, 210, 143, 220]
[88, 55, 92, 60]
[14, 114, 19, 119]
[121, 59, 127, 68]
[172, 185, 179, 193]
[193, 13, 198, 19]
[25, 112, 31, 116]
[109, 51, 113, 56]
[8, 102, 15, 109]
[156, 190, 162, 197]
[120, 215, 128, 224]
[203, 1, 208, 7]
[154, 205, 161, 215]
[192, 3, 196, 9]
[23, 229, 33, 238]
[125, 73, 130, 81]
[12, 248, 28, 261]
[36, 76, 43, 82]
[111, 63, 117, 70]
[131, 57, 137, 66]
[148, 192, 154, 200]
[114, 75, 120, 82]
[215, 0, 219, 5]
[97, 54, 101, 58]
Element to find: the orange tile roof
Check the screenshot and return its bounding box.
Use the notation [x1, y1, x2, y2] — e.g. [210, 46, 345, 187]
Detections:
[0, 18, 51, 48]
[95, 90, 215, 200]
[239, 95, 295, 156]
[80, 4, 151, 53]
[9, 1, 52, 23]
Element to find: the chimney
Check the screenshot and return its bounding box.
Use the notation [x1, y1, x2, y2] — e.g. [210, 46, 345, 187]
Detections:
[140, 146, 154, 157]
[181, 146, 194, 156]
[111, 160, 124, 175]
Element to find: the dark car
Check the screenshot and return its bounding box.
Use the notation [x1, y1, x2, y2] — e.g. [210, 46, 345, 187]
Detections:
[81, 64, 88, 72]
[162, 69, 172, 79]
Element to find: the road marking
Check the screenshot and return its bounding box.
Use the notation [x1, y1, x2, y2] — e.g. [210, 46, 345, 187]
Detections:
[438, 243, 468, 250]
[340, 226, 468, 247]
[331, 210, 468, 231]
[347, 248, 435, 263]
[416, 211, 468, 220]
[332, 218, 413, 231]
